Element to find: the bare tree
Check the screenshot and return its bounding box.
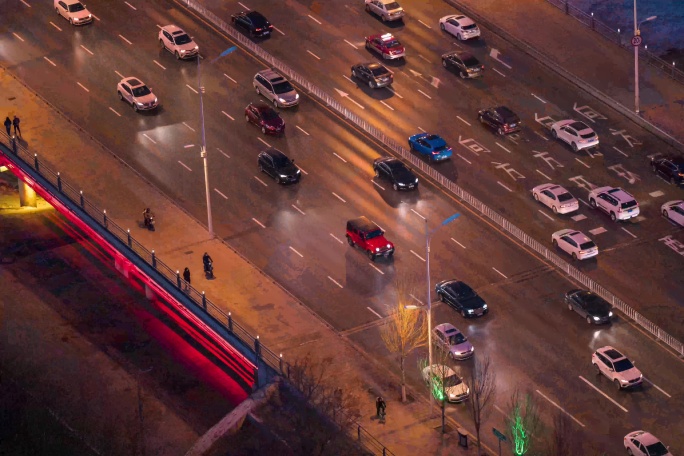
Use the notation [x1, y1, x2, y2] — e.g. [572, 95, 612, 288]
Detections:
[418, 347, 464, 434]
[467, 356, 497, 455]
[380, 276, 427, 402]
[506, 389, 542, 456]
[545, 409, 584, 456]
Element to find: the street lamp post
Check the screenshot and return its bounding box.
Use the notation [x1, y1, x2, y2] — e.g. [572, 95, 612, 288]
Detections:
[633, 0, 657, 114]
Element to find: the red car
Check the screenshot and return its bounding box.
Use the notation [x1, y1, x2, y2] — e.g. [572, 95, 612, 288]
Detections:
[245, 102, 285, 135]
[346, 216, 395, 261]
[365, 33, 405, 60]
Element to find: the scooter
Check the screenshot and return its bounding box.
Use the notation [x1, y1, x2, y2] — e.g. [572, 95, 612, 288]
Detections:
[144, 213, 156, 231]
[204, 259, 214, 279]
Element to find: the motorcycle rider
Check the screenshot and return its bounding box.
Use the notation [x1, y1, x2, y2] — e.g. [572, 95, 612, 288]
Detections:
[203, 252, 213, 275]
[143, 208, 153, 228]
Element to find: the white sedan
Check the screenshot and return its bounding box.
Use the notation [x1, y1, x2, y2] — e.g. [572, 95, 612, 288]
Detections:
[624, 430, 671, 456]
[550, 119, 599, 151]
[532, 183, 579, 214]
[54, 0, 93, 25]
[662, 200, 684, 227]
[439, 15, 481, 41]
[421, 365, 469, 403]
[552, 229, 598, 260]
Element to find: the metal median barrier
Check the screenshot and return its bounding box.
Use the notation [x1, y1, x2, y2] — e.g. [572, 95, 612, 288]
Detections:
[181, 0, 684, 358]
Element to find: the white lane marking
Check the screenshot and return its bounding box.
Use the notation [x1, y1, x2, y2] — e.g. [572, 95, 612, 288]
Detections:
[457, 116, 471, 126]
[273, 26, 285, 35]
[252, 218, 266, 228]
[410, 250, 426, 262]
[386, 87, 403, 98]
[257, 137, 271, 148]
[535, 390, 585, 428]
[92, 14, 100, 21]
[184, 144, 195, 148]
[297, 166, 308, 175]
[223, 73, 237, 84]
[372, 220, 386, 232]
[108, 107, 121, 117]
[124, 1, 137, 10]
[118, 34, 133, 45]
[367, 306, 383, 318]
[536, 169, 552, 181]
[380, 100, 395, 111]
[579, 376, 628, 412]
[332, 192, 346, 203]
[369, 263, 385, 275]
[492, 267, 508, 279]
[153, 60, 166, 70]
[372, 180, 385, 191]
[115, 70, 125, 79]
[214, 188, 228, 199]
[20, 0, 31, 6]
[296, 125, 310, 135]
[496, 142, 511, 154]
[497, 181, 513, 192]
[418, 54, 432, 63]
[494, 405, 505, 415]
[142, 133, 157, 144]
[418, 89, 432, 99]
[291, 204, 306, 215]
[589, 227, 607, 235]
[534, 130, 549, 141]
[43, 57, 57, 67]
[178, 161, 192, 171]
[531, 93, 547, 104]
[289, 246, 304, 258]
[418, 19, 432, 29]
[308, 14, 322, 24]
[344, 39, 358, 49]
[409, 294, 423, 305]
[333, 152, 347, 163]
[222, 111, 234, 121]
[538, 210, 554, 221]
[457, 154, 472, 164]
[572, 214, 587, 221]
[621, 227, 637, 239]
[49, 22, 62, 31]
[156, 24, 163, 30]
[643, 377, 671, 398]
[575, 158, 590, 168]
[76, 82, 90, 93]
[217, 148, 230, 159]
[80, 45, 94, 55]
[186, 84, 198, 94]
[330, 233, 343, 244]
[307, 50, 321, 60]
[417, 126, 426, 132]
[254, 176, 268, 187]
[613, 146, 629, 157]
[328, 276, 344, 288]
[238, 2, 250, 9]
[451, 238, 466, 249]
[411, 208, 426, 220]
[343, 74, 353, 84]
[12, 33, 25, 42]
[649, 190, 664, 197]
[182, 122, 196, 132]
[578, 198, 590, 207]
[508, 135, 519, 144]
[492, 68, 506, 77]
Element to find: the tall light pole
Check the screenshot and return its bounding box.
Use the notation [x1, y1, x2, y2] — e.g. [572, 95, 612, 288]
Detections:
[197, 46, 237, 237]
[633, 0, 657, 114]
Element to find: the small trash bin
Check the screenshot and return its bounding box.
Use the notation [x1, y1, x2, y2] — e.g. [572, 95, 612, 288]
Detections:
[457, 428, 468, 448]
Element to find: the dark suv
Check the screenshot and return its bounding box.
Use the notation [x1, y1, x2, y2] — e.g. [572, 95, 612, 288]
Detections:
[477, 106, 521, 135]
[346, 216, 395, 261]
[651, 155, 684, 185]
[257, 148, 300, 184]
[441, 51, 484, 79]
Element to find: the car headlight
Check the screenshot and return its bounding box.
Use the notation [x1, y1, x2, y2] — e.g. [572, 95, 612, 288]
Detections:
[414, 178, 418, 183]
[376, 247, 380, 252]
[397, 182, 406, 186]
[620, 379, 629, 383]
[279, 98, 286, 103]
[194, 45, 199, 50]
[482, 304, 488, 309]
[449, 393, 456, 398]
[154, 98, 158, 103]
[279, 174, 287, 178]
[88, 14, 92, 18]
[180, 50, 186, 54]
[593, 316, 600, 321]
[295, 93, 300, 99]
[136, 102, 144, 106]
[467, 309, 474, 314]
[296, 169, 301, 174]
[453, 351, 462, 356]
[609, 311, 613, 317]
[386, 244, 391, 249]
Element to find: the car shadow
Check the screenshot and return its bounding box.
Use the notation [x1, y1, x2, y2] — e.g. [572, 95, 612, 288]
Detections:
[370, 177, 420, 209]
[349, 80, 395, 101]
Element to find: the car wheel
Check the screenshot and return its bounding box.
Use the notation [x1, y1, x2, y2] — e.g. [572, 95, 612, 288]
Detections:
[273, 99, 279, 108]
[586, 316, 592, 324]
[56, 7, 59, 14]
[652, 165, 657, 174]
[367, 250, 375, 261]
[118, 91, 124, 101]
[459, 71, 467, 79]
[589, 198, 597, 208]
[346, 235, 354, 246]
[551, 129, 558, 139]
[438, 292, 445, 303]
[365, 4, 371, 11]
[533, 193, 539, 201]
[571, 142, 579, 152]
[261, 126, 267, 134]
[497, 127, 504, 136]
[245, 115, 250, 123]
[255, 86, 260, 95]
[160, 40, 165, 50]
[393, 183, 399, 191]
[369, 80, 376, 89]
[552, 239, 558, 248]
[461, 309, 467, 318]
[670, 176, 676, 185]
[627, 450, 633, 456]
[175, 51, 180, 60]
[610, 212, 617, 222]
[663, 209, 669, 219]
[456, 33, 462, 40]
[593, 363, 600, 374]
[478, 115, 485, 124]
[258, 164, 264, 173]
[440, 23, 446, 31]
[351, 69, 358, 78]
[442, 59, 448, 68]
[374, 168, 380, 178]
[133, 103, 139, 112]
[382, 14, 389, 22]
[365, 41, 371, 49]
[614, 380, 621, 390]
[568, 303, 573, 311]
[552, 206, 558, 214]
[69, 18, 73, 25]
[572, 252, 578, 261]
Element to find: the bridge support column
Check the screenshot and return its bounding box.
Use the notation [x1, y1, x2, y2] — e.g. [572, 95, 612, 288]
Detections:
[114, 256, 130, 279]
[144, 284, 156, 301]
[18, 181, 37, 208]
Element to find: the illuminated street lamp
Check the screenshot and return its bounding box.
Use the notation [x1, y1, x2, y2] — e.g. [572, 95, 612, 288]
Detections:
[197, 46, 237, 237]
[633, 0, 657, 114]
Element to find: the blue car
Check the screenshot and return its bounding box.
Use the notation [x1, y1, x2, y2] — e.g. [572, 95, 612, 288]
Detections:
[408, 133, 453, 161]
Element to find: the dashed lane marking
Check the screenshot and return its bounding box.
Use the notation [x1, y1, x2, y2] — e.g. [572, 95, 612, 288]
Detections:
[621, 227, 637, 239]
[492, 267, 508, 279]
[183, 144, 195, 148]
[12, 33, 25, 42]
[217, 148, 230, 159]
[76, 82, 90, 92]
[386, 87, 403, 98]
[497, 181, 513, 192]
[344, 39, 358, 49]
[296, 125, 310, 135]
[372, 180, 385, 191]
[649, 190, 664, 197]
[536, 169, 552, 181]
[328, 276, 344, 288]
[531, 93, 547, 104]
[221, 111, 234, 121]
[332, 192, 346, 203]
[273, 26, 285, 35]
[257, 137, 271, 148]
[124, 1, 137, 10]
[457, 154, 472, 164]
[307, 50, 321, 60]
[333, 152, 347, 163]
[115, 70, 125, 79]
[579, 376, 628, 413]
[575, 158, 590, 168]
[118, 34, 132, 45]
[307, 14, 322, 24]
[409, 294, 423, 305]
[223, 73, 237, 84]
[43, 56, 57, 67]
[289, 246, 304, 258]
[182, 122, 196, 132]
[214, 188, 228, 199]
[492, 68, 506, 77]
[108, 107, 121, 117]
[367, 306, 383, 318]
[254, 176, 268, 187]
[457, 116, 471, 126]
[643, 377, 671, 398]
[410, 250, 426, 262]
[496, 142, 511, 153]
[186, 84, 198, 94]
[252, 218, 266, 228]
[142, 133, 156, 144]
[369, 263, 385, 275]
[535, 390, 585, 428]
[613, 146, 629, 157]
[418, 90, 432, 99]
[80, 45, 94, 55]
[238, 2, 250, 9]
[418, 19, 432, 29]
[572, 214, 587, 221]
[410, 208, 425, 220]
[418, 54, 432, 63]
[178, 161, 192, 171]
[297, 166, 308, 175]
[291, 204, 306, 215]
[380, 100, 394, 111]
[330, 233, 343, 244]
[49, 22, 62, 31]
[538, 210, 554, 221]
[451, 238, 466, 249]
[153, 60, 166, 70]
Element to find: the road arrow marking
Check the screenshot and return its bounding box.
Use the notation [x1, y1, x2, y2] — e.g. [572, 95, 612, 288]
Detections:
[489, 48, 512, 69]
[334, 88, 365, 109]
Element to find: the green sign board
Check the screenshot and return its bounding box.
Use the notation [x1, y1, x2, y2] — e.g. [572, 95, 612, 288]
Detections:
[493, 428, 507, 442]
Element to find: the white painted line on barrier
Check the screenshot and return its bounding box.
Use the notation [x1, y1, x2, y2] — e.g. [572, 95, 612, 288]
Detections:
[621, 227, 637, 239]
[380, 100, 395, 111]
[410, 250, 426, 262]
[142, 134, 157, 144]
[649, 190, 664, 197]
[289, 246, 304, 258]
[118, 34, 132, 45]
[333, 152, 347, 163]
[457, 116, 471, 126]
[492, 267, 508, 279]
[451, 238, 466, 249]
[372, 180, 385, 191]
[535, 389, 585, 428]
[538, 210, 554, 221]
[307, 14, 322, 24]
[222, 111, 234, 121]
[178, 161, 192, 171]
[492, 68, 506, 77]
[108, 107, 121, 117]
[344, 39, 358, 49]
[153, 60, 166, 70]
[76, 82, 90, 93]
[80, 45, 94, 55]
[292, 204, 306, 215]
[497, 181, 513, 192]
[579, 376, 628, 412]
[575, 158, 590, 168]
[369, 263, 385, 275]
[531, 93, 547, 104]
[457, 154, 472, 164]
[328, 276, 344, 288]
[186, 84, 198, 94]
[257, 137, 271, 148]
[214, 188, 228, 199]
[223, 73, 237, 84]
[332, 192, 346, 203]
[330, 233, 343, 244]
[296, 125, 310, 135]
[43, 57, 57, 67]
[49, 22, 62, 32]
[307, 50, 321, 60]
[536, 169, 552, 181]
[253, 218, 266, 228]
[418, 89, 432, 99]
[496, 142, 511, 154]
[613, 146, 629, 157]
[254, 176, 268, 187]
[182, 122, 196, 132]
[643, 377, 671, 398]
[572, 214, 587, 221]
[367, 306, 383, 318]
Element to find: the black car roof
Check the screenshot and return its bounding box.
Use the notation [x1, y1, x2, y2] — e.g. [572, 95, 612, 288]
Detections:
[263, 148, 287, 159]
[347, 216, 379, 232]
[246, 11, 269, 24]
[494, 106, 517, 117]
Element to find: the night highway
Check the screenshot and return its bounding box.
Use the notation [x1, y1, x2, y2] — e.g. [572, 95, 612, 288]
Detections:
[1, 0, 682, 453]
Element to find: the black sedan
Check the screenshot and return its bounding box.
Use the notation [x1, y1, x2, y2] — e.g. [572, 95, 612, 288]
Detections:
[258, 148, 300, 184]
[351, 62, 393, 88]
[373, 157, 418, 191]
[442, 51, 484, 79]
[564, 289, 613, 324]
[651, 154, 684, 186]
[231, 11, 273, 37]
[435, 280, 488, 318]
[477, 106, 521, 135]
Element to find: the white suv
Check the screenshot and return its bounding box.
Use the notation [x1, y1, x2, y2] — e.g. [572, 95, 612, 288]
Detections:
[550, 119, 599, 151]
[592, 346, 643, 390]
[552, 229, 598, 260]
[159, 25, 199, 60]
[588, 186, 639, 221]
[365, 0, 404, 22]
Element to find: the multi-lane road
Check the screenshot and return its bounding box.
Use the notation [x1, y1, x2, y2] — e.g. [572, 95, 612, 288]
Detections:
[1, 0, 682, 453]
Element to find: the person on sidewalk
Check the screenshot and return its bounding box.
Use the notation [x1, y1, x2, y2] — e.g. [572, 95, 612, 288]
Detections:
[4, 117, 11, 137]
[203, 252, 214, 278]
[12, 116, 21, 138]
[183, 267, 191, 291]
[375, 396, 386, 418]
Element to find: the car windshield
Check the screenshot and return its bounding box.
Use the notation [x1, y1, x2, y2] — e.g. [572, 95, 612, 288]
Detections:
[384, 39, 401, 48]
[454, 285, 475, 299]
[463, 56, 480, 66]
[371, 66, 389, 76]
[248, 13, 268, 26]
[613, 358, 635, 372]
[579, 241, 596, 250]
[448, 333, 466, 345]
[273, 81, 294, 94]
[645, 442, 669, 456]
[462, 23, 478, 30]
[386, 2, 401, 9]
[557, 192, 574, 202]
[174, 34, 192, 45]
[444, 375, 463, 387]
[621, 200, 637, 209]
[580, 131, 596, 139]
[69, 3, 86, 12]
[272, 155, 291, 167]
[132, 86, 151, 97]
[261, 109, 279, 120]
[365, 229, 384, 240]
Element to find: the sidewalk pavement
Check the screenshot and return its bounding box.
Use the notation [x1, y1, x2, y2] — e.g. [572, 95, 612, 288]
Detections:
[0, 70, 488, 454]
[448, 0, 684, 148]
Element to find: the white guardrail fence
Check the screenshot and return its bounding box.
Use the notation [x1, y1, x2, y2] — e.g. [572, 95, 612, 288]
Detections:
[181, 0, 684, 358]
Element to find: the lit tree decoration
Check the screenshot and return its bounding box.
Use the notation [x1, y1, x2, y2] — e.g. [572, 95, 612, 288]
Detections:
[511, 404, 529, 455]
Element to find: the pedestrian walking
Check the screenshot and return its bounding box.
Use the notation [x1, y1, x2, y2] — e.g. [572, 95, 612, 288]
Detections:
[12, 116, 21, 138]
[183, 267, 191, 291]
[3, 117, 11, 137]
[375, 396, 386, 419]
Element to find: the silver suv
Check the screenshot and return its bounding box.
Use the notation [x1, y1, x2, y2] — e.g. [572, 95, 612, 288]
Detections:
[253, 69, 299, 108]
[159, 25, 199, 60]
[592, 346, 643, 390]
[588, 186, 639, 221]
